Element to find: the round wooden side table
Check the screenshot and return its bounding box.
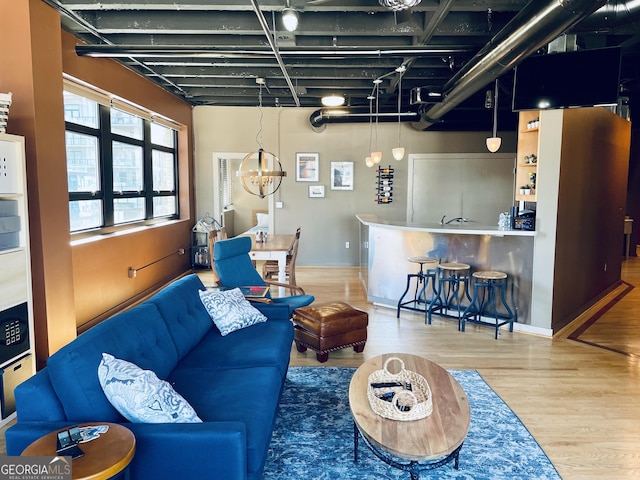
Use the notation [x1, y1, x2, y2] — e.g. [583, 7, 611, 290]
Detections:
[22, 422, 136, 480]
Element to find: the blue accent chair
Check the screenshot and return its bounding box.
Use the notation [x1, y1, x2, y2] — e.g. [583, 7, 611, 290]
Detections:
[213, 236, 314, 315]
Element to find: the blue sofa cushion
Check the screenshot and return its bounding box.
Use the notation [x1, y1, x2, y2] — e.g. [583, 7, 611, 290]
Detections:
[98, 353, 202, 423]
[148, 274, 213, 358]
[168, 366, 283, 478]
[12, 369, 66, 422]
[174, 319, 293, 376]
[47, 302, 180, 422]
[198, 288, 267, 336]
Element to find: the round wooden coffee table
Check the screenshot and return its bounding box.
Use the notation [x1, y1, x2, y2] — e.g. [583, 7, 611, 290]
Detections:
[22, 423, 135, 480]
[349, 353, 470, 479]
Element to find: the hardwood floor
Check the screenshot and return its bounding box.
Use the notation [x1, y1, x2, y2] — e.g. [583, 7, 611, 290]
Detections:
[3, 262, 639, 479]
[201, 259, 640, 480]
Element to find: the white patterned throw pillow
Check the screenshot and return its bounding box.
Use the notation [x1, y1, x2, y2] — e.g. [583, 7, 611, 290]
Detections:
[98, 353, 202, 423]
[198, 288, 267, 336]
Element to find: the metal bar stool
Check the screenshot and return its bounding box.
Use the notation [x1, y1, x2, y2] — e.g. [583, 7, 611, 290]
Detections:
[396, 256, 439, 318]
[461, 271, 517, 339]
[427, 262, 472, 325]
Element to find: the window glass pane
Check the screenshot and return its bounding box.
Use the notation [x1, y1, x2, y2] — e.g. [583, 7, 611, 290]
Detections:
[153, 196, 177, 217]
[69, 200, 102, 231]
[113, 141, 143, 191]
[66, 132, 100, 192]
[151, 122, 174, 148]
[152, 150, 175, 191]
[63, 91, 99, 128]
[219, 157, 232, 207]
[114, 198, 145, 224]
[111, 108, 143, 140]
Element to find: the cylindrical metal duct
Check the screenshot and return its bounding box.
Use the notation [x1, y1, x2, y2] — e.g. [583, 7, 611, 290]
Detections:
[413, 0, 607, 130]
[309, 107, 420, 130]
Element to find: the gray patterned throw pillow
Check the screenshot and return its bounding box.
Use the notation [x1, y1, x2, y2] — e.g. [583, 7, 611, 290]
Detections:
[198, 287, 267, 336]
[97, 353, 202, 423]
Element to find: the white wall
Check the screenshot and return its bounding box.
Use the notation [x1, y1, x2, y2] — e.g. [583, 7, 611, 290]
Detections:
[193, 106, 517, 266]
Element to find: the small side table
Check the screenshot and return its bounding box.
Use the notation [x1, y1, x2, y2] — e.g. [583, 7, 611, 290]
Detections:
[22, 423, 136, 480]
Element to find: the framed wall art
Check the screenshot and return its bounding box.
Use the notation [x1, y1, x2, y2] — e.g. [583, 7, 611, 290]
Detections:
[308, 185, 325, 198]
[330, 161, 354, 190]
[296, 153, 320, 182]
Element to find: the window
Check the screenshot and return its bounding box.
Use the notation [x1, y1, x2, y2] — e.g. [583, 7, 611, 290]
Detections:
[219, 157, 232, 209]
[64, 87, 179, 233]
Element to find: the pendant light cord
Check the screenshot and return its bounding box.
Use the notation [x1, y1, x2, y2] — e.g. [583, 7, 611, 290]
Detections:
[492, 80, 499, 137]
[256, 83, 264, 149]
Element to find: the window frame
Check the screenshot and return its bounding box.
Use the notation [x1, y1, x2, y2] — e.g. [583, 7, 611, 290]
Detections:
[64, 89, 179, 234]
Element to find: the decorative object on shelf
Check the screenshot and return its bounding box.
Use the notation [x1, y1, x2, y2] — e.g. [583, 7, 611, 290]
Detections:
[529, 172, 537, 189]
[392, 66, 406, 161]
[331, 162, 354, 190]
[367, 357, 432, 421]
[527, 118, 540, 129]
[376, 166, 394, 204]
[237, 78, 286, 198]
[295, 152, 319, 182]
[524, 153, 537, 164]
[519, 185, 532, 195]
[486, 80, 502, 153]
[0, 92, 12, 133]
[191, 213, 221, 268]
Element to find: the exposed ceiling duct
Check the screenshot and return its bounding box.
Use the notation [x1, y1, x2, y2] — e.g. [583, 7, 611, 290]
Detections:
[308, 0, 611, 131]
[309, 107, 420, 131]
[414, 0, 608, 130]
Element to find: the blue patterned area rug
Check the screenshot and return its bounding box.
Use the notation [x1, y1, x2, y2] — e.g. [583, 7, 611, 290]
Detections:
[264, 367, 561, 480]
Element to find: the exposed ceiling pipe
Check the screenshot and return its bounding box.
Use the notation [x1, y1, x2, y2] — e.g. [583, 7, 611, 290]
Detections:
[249, 0, 300, 107]
[309, 107, 420, 131]
[413, 0, 607, 130]
[75, 45, 473, 59]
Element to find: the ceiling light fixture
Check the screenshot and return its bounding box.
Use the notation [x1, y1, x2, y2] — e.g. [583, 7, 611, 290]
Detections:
[282, 8, 299, 32]
[379, 0, 422, 12]
[237, 79, 287, 198]
[392, 65, 406, 161]
[321, 94, 345, 107]
[486, 79, 502, 153]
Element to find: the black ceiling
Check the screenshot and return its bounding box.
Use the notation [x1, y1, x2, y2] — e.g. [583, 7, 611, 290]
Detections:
[46, 0, 640, 129]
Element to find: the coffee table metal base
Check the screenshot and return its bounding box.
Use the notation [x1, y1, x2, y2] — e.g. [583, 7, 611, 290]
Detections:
[354, 422, 462, 480]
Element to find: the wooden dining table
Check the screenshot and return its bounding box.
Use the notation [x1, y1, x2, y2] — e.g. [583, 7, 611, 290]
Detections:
[245, 234, 295, 297]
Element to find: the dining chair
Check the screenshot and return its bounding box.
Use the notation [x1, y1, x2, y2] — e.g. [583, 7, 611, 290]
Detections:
[213, 236, 314, 316]
[262, 227, 300, 285]
[208, 227, 228, 283]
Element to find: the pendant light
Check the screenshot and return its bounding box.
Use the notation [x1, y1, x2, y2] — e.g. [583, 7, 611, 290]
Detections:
[392, 66, 406, 161]
[237, 79, 287, 198]
[365, 94, 375, 168]
[371, 79, 383, 164]
[486, 79, 502, 153]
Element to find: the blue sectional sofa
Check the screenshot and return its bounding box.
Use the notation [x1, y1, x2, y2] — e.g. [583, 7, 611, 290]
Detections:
[5, 274, 294, 480]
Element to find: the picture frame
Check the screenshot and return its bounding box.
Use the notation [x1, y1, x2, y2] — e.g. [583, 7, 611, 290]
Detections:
[308, 185, 325, 198]
[330, 161, 354, 190]
[296, 153, 320, 182]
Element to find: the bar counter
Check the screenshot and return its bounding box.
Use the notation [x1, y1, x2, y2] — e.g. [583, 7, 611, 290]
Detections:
[357, 214, 538, 330]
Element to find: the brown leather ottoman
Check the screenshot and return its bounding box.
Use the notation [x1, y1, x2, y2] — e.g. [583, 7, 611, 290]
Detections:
[292, 301, 368, 363]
